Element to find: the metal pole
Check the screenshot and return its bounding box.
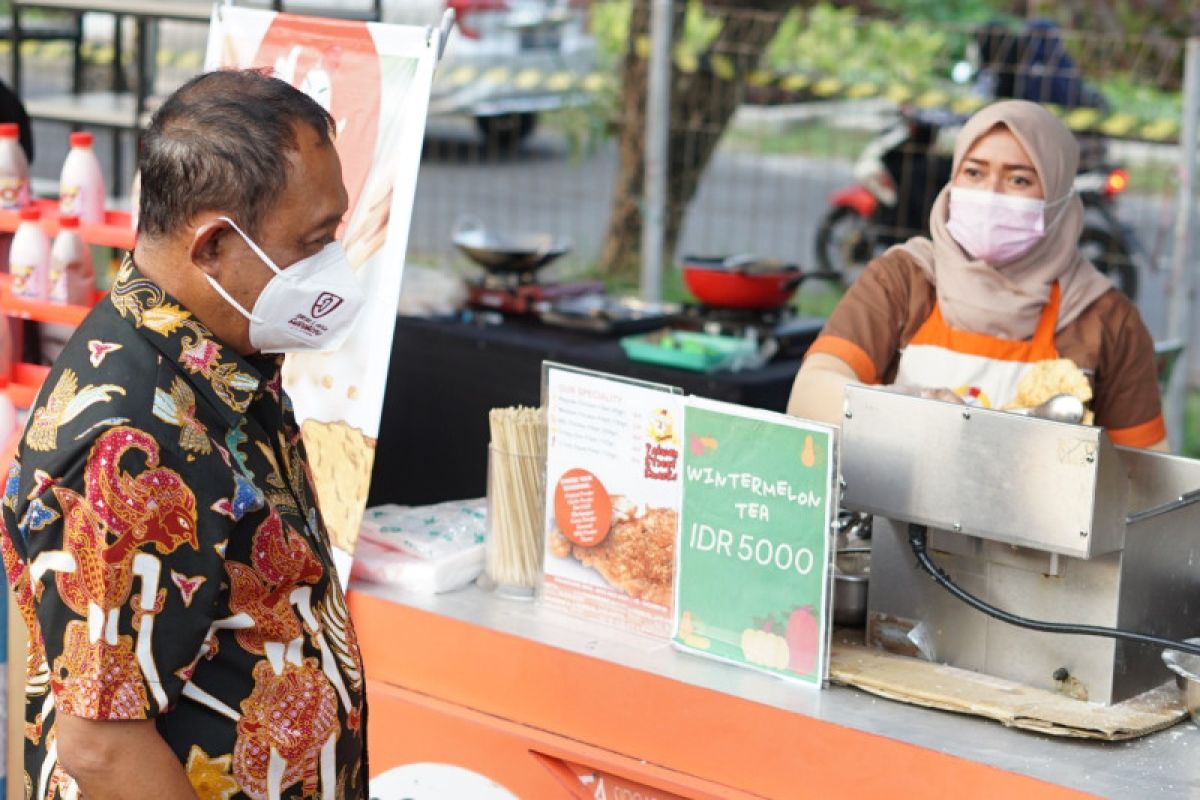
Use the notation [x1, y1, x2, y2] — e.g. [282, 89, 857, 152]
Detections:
[640, 0, 673, 302]
[1165, 38, 1200, 452]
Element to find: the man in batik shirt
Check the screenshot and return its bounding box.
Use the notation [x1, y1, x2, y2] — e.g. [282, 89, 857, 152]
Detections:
[1, 70, 368, 799]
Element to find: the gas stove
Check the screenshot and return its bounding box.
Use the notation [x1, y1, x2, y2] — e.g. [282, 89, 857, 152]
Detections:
[677, 304, 826, 360]
[467, 272, 605, 315]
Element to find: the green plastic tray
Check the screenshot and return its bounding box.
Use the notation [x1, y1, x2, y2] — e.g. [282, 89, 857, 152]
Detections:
[619, 329, 756, 372]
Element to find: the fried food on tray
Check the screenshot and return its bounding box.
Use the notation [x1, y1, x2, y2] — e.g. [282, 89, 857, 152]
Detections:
[550, 496, 676, 607]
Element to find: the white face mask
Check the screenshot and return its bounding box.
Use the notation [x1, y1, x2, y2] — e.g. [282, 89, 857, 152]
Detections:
[205, 216, 365, 354]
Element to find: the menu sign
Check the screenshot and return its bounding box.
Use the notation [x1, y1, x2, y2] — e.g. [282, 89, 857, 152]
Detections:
[542, 365, 682, 638]
[673, 397, 837, 686]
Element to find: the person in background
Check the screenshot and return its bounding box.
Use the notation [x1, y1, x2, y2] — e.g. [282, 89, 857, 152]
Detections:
[971, 19, 1107, 112]
[787, 99, 1166, 451]
[0, 69, 369, 798]
[0, 76, 34, 163]
[970, 19, 1108, 168]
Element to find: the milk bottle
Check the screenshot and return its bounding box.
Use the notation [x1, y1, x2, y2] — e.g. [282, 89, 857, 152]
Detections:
[59, 131, 106, 224]
[0, 123, 30, 211]
[10, 206, 49, 300]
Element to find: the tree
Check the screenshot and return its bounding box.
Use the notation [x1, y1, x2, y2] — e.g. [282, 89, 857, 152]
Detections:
[598, 1, 804, 279]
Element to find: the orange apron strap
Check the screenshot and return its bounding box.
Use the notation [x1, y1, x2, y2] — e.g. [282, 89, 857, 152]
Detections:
[908, 299, 949, 347]
[909, 282, 1061, 358]
[1029, 282, 1062, 353]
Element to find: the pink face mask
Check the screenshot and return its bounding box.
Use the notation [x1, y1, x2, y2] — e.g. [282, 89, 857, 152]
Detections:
[946, 187, 1069, 265]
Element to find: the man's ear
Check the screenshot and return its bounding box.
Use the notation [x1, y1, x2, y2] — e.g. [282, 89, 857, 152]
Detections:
[189, 217, 231, 277]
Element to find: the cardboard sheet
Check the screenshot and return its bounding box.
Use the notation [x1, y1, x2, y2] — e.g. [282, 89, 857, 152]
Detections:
[829, 639, 1188, 740]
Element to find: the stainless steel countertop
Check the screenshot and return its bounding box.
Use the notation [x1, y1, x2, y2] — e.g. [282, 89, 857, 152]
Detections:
[352, 580, 1200, 798]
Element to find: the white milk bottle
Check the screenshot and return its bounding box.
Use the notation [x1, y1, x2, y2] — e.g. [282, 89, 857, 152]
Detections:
[59, 131, 106, 224]
[49, 215, 94, 305]
[0, 123, 30, 211]
[9, 206, 49, 300]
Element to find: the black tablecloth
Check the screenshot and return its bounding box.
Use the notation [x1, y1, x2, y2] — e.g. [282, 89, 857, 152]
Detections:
[368, 315, 817, 506]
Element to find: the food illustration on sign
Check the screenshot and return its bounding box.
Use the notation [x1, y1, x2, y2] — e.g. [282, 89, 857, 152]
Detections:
[549, 494, 677, 608]
[785, 605, 819, 675]
[644, 408, 680, 481]
[678, 610, 711, 649]
[743, 605, 820, 677]
[299, 419, 377, 553]
[800, 435, 816, 468]
[740, 628, 789, 671]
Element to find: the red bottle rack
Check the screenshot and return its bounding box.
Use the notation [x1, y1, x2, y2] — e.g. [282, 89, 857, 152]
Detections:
[0, 197, 124, 406]
[0, 197, 136, 250]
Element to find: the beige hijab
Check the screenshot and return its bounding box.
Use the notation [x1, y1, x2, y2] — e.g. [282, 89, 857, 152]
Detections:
[896, 100, 1112, 339]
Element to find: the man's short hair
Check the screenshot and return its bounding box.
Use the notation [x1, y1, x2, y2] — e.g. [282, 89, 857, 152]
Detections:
[138, 69, 336, 239]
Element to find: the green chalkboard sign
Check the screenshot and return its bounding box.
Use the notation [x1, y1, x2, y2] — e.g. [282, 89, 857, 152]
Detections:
[673, 397, 838, 686]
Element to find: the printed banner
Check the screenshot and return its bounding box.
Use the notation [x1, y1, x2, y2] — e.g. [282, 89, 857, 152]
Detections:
[673, 397, 837, 686]
[542, 365, 682, 638]
[205, 8, 437, 581]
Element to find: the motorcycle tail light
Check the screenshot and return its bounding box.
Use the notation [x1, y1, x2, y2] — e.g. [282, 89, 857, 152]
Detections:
[1105, 169, 1129, 197]
[448, 0, 510, 39]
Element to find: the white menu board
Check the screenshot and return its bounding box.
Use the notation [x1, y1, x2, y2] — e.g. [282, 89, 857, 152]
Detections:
[541, 365, 682, 638]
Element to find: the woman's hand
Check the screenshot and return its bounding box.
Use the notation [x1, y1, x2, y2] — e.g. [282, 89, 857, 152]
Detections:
[886, 385, 966, 404]
[787, 353, 859, 425]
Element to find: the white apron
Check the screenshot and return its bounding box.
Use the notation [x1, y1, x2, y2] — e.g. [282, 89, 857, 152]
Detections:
[894, 283, 1061, 409]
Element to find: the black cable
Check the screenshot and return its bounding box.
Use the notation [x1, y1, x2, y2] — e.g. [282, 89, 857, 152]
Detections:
[907, 523, 1200, 659]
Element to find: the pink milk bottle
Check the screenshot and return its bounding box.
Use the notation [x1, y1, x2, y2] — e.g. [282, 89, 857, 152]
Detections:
[59, 131, 106, 224]
[49, 215, 94, 305]
[9, 206, 50, 300]
[0, 123, 29, 211]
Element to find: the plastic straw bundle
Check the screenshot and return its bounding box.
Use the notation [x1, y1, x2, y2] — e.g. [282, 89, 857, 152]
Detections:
[486, 406, 547, 590]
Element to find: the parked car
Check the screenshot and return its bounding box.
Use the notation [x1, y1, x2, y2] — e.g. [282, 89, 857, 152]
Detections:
[383, 0, 596, 148]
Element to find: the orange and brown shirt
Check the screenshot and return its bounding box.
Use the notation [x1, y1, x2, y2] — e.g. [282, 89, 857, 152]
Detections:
[807, 250, 1165, 447]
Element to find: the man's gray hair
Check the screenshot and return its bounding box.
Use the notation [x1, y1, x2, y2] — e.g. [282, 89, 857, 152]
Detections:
[138, 69, 336, 239]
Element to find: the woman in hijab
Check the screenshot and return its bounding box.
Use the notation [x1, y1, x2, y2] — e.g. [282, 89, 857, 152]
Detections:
[787, 100, 1166, 450]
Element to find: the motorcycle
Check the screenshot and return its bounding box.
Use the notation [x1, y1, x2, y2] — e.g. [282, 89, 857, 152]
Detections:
[814, 108, 1143, 301]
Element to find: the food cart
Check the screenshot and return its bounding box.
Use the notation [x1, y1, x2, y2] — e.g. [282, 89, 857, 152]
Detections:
[345, 376, 1200, 798]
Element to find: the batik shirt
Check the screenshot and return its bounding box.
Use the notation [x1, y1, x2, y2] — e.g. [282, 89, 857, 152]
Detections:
[1, 258, 367, 799]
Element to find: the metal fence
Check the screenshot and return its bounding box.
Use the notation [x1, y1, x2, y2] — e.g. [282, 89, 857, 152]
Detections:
[4, 7, 1191, 283]
[417, 1, 1198, 440]
[412, 5, 1193, 314]
[3, 5, 1197, 381]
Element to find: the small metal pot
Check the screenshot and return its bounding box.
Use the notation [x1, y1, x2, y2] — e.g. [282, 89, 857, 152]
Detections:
[1162, 639, 1200, 728]
[833, 547, 870, 627]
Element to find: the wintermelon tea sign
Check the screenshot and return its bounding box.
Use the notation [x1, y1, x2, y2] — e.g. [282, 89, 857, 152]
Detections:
[673, 397, 837, 686]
